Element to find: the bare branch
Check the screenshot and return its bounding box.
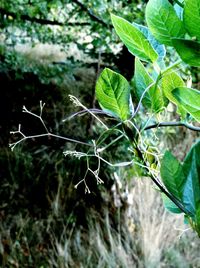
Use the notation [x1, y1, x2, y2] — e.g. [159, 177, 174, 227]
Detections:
[144, 121, 200, 132]
[9, 102, 93, 151]
[0, 7, 90, 26]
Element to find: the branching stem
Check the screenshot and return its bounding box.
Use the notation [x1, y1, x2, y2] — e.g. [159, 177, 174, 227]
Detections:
[10, 102, 93, 151]
[9, 131, 93, 151]
[133, 143, 193, 216]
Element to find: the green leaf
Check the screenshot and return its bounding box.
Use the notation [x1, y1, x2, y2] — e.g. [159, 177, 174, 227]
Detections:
[183, 0, 200, 40]
[172, 39, 200, 67]
[96, 68, 130, 121]
[145, 0, 185, 46]
[161, 151, 185, 200]
[111, 14, 158, 62]
[182, 141, 200, 216]
[132, 58, 164, 112]
[132, 22, 166, 62]
[162, 194, 182, 214]
[160, 71, 186, 118]
[172, 87, 200, 122]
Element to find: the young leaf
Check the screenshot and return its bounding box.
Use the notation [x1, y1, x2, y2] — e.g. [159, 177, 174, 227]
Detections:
[172, 39, 200, 67]
[182, 141, 200, 216]
[132, 22, 166, 62]
[161, 150, 185, 200]
[183, 0, 200, 40]
[160, 71, 186, 118]
[132, 58, 164, 112]
[111, 14, 158, 63]
[172, 87, 200, 122]
[96, 68, 130, 121]
[146, 0, 185, 46]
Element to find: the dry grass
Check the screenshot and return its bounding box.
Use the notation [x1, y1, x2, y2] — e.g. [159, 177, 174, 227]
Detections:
[46, 178, 200, 268]
[49, 212, 140, 268]
[1, 172, 200, 267]
[129, 179, 184, 267]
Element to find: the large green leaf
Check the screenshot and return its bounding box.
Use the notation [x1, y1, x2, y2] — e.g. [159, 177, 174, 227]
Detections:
[132, 58, 164, 112]
[172, 39, 200, 67]
[132, 22, 166, 62]
[182, 141, 200, 216]
[161, 151, 185, 200]
[111, 14, 158, 62]
[172, 87, 200, 122]
[145, 0, 185, 46]
[160, 71, 186, 118]
[96, 68, 130, 121]
[183, 0, 200, 40]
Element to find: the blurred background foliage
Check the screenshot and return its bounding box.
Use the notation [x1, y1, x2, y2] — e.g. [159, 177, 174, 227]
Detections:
[1, 0, 200, 267]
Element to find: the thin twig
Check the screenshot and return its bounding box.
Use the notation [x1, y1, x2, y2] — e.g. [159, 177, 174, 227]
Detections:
[97, 134, 124, 153]
[63, 108, 110, 121]
[131, 82, 155, 119]
[69, 95, 109, 130]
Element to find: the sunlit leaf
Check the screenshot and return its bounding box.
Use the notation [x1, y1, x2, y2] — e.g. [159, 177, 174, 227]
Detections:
[96, 68, 131, 121]
[111, 14, 158, 62]
[132, 22, 166, 62]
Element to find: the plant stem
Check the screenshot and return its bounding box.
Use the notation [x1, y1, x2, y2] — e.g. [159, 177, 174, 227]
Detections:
[144, 121, 200, 132]
[10, 132, 93, 151]
[153, 62, 161, 74]
[131, 82, 155, 119]
[162, 59, 182, 75]
[133, 143, 193, 216]
[124, 124, 193, 216]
